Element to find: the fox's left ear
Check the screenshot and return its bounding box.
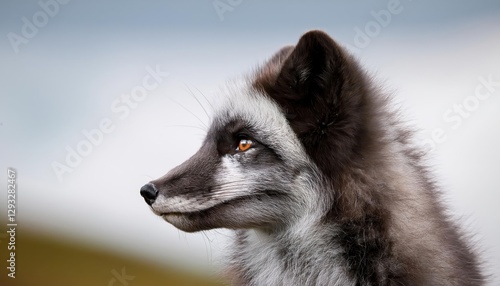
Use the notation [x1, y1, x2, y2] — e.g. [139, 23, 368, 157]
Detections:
[253, 30, 368, 178]
[256, 30, 365, 124]
[272, 30, 346, 103]
[255, 30, 366, 122]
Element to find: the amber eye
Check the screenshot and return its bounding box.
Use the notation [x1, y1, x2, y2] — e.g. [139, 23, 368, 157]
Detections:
[237, 139, 253, 152]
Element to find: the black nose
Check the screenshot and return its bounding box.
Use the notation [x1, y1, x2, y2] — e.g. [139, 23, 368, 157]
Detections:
[140, 183, 158, 206]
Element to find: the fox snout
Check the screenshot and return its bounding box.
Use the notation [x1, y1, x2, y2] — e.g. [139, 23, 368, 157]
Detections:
[138, 141, 220, 215]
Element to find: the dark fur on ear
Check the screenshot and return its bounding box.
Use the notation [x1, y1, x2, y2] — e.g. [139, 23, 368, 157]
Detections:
[253, 30, 371, 182]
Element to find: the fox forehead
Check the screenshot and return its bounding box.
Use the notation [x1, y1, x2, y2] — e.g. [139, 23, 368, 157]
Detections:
[209, 80, 307, 164]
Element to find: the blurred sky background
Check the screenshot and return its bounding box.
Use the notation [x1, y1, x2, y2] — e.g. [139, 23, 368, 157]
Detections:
[1, 0, 499, 285]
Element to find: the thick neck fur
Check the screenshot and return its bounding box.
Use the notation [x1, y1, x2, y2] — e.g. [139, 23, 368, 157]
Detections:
[230, 221, 352, 285]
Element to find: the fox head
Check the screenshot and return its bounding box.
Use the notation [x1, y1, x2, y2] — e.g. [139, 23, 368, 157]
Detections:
[140, 31, 370, 233]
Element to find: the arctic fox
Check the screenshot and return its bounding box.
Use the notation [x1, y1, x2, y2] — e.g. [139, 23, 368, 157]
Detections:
[140, 31, 483, 285]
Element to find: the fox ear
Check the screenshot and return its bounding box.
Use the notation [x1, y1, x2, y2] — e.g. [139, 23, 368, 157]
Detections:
[273, 30, 346, 103]
[253, 31, 367, 179]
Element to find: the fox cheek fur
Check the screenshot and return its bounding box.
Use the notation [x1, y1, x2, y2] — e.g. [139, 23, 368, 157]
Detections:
[140, 30, 484, 285]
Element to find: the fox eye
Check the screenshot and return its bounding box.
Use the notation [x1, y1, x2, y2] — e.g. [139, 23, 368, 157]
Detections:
[237, 139, 253, 152]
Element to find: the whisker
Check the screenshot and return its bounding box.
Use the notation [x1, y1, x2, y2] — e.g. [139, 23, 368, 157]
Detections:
[167, 97, 208, 129]
[212, 229, 232, 239]
[143, 174, 155, 181]
[184, 84, 211, 121]
[199, 190, 250, 198]
[194, 86, 215, 112]
[200, 231, 213, 263]
[164, 124, 207, 132]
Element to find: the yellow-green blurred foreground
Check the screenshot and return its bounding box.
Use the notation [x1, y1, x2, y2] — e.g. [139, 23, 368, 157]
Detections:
[0, 228, 225, 286]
